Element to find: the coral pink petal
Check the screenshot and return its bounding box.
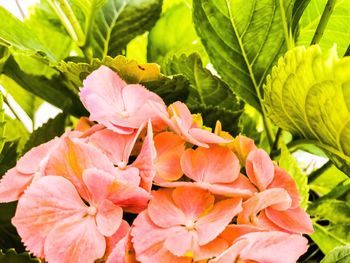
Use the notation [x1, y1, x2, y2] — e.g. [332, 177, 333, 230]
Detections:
[255, 210, 286, 232]
[181, 145, 240, 184]
[172, 186, 214, 222]
[96, 199, 123, 237]
[88, 124, 144, 165]
[269, 166, 301, 208]
[164, 226, 197, 257]
[122, 84, 167, 127]
[219, 224, 265, 245]
[209, 239, 248, 263]
[148, 100, 179, 133]
[132, 121, 156, 192]
[106, 180, 151, 213]
[238, 231, 309, 263]
[154, 132, 185, 182]
[246, 149, 274, 190]
[170, 102, 193, 129]
[105, 220, 130, 259]
[196, 198, 242, 245]
[265, 207, 314, 234]
[12, 176, 86, 257]
[148, 188, 186, 228]
[17, 138, 58, 174]
[195, 237, 229, 261]
[189, 128, 232, 145]
[45, 137, 115, 200]
[0, 168, 33, 202]
[44, 216, 106, 263]
[82, 168, 114, 202]
[237, 188, 292, 225]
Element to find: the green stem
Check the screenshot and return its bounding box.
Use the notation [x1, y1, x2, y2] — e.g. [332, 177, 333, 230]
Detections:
[279, 0, 294, 49]
[3, 96, 21, 122]
[48, 0, 85, 46]
[310, 0, 337, 45]
[308, 161, 332, 183]
[270, 127, 282, 157]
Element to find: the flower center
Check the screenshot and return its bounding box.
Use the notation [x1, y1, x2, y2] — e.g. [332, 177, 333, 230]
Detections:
[117, 161, 127, 170]
[86, 206, 97, 216]
[120, 110, 129, 119]
[185, 221, 196, 231]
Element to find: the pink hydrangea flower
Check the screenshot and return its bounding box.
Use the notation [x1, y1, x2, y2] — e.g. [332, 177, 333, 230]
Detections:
[12, 138, 151, 262]
[131, 186, 242, 262]
[80, 66, 167, 134]
[238, 149, 313, 234]
[0, 138, 59, 202]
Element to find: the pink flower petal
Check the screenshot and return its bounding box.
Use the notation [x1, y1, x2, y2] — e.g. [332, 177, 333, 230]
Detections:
[45, 137, 115, 200]
[88, 124, 144, 165]
[237, 188, 292, 225]
[44, 216, 106, 263]
[148, 188, 186, 228]
[209, 239, 248, 263]
[172, 186, 214, 223]
[265, 207, 314, 234]
[181, 145, 240, 184]
[246, 149, 274, 190]
[196, 198, 242, 246]
[231, 134, 257, 166]
[237, 231, 309, 263]
[132, 121, 156, 192]
[188, 128, 232, 145]
[219, 224, 265, 245]
[0, 168, 33, 202]
[82, 168, 114, 202]
[96, 199, 123, 237]
[269, 166, 301, 208]
[169, 101, 193, 130]
[154, 132, 185, 182]
[195, 236, 229, 261]
[164, 226, 197, 257]
[12, 176, 86, 257]
[17, 138, 58, 174]
[105, 220, 130, 259]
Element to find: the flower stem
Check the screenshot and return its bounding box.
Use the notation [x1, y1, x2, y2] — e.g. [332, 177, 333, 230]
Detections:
[310, 0, 337, 45]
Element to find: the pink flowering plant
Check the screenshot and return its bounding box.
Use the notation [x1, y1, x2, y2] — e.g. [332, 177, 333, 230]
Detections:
[0, 0, 349, 262]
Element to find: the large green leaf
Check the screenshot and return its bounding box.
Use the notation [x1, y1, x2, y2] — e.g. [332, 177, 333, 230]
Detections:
[0, 94, 5, 152]
[22, 113, 67, 154]
[2, 57, 86, 118]
[279, 144, 309, 208]
[192, 0, 295, 110]
[0, 6, 54, 61]
[4, 116, 30, 152]
[321, 245, 350, 263]
[164, 53, 243, 133]
[0, 249, 39, 263]
[264, 45, 350, 174]
[0, 141, 18, 177]
[90, 0, 162, 59]
[147, 2, 204, 64]
[297, 0, 350, 56]
[0, 75, 42, 121]
[57, 55, 189, 104]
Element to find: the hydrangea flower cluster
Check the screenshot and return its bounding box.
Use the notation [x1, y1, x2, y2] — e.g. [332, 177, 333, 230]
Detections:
[0, 66, 313, 263]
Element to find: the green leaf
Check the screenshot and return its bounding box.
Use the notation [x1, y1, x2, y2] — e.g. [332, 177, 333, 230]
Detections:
[0, 249, 39, 263]
[0, 6, 54, 61]
[0, 141, 18, 176]
[192, 0, 294, 110]
[4, 116, 30, 153]
[90, 0, 162, 59]
[126, 33, 148, 64]
[311, 223, 350, 255]
[321, 245, 350, 263]
[3, 57, 86, 118]
[310, 165, 348, 196]
[23, 113, 67, 154]
[0, 93, 5, 152]
[309, 200, 350, 224]
[148, 2, 204, 64]
[297, 0, 350, 56]
[263, 45, 350, 175]
[163, 53, 243, 133]
[0, 75, 42, 120]
[279, 144, 309, 208]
